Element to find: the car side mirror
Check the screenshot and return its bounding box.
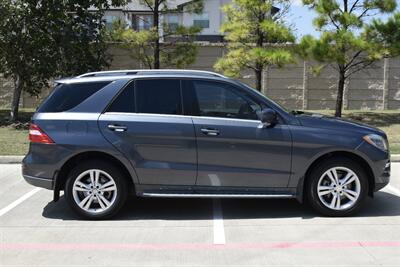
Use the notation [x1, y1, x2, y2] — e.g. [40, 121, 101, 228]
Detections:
[257, 108, 277, 128]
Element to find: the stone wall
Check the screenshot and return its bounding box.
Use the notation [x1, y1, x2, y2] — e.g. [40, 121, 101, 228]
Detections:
[1, 45, 400, 110]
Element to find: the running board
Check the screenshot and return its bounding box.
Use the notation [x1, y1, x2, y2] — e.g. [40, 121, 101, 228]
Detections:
[141, 193, 295, 199]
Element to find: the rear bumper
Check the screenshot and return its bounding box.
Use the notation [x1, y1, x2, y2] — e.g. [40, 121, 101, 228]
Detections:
[23, 174, 53, 190]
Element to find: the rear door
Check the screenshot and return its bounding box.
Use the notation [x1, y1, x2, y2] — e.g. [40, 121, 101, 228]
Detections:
[182, 79, 292, 188]
[99, 79, 197, 186]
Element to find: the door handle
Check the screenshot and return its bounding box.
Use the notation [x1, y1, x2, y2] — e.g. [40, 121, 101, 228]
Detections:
[108, 124, 127, 132]
[201, 128, 220, 136]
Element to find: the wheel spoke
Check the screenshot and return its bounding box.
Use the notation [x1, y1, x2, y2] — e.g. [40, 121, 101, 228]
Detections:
[84, 195, 94, 210]
[97, 195, 107, 209]
[101, 185, 117, 192]
[335, 195, 341, 209]
[342, 175, 356, 186]
[344, 189, 358, 198]
[75, 181, 90, 190]
[94, 170, 100, 187]
[100, 180, 115, 190]
[89, 170, 95, 186]
[73, 185, 90, 192]
[98, 195, 111, 208]
[318, 186, 333, 196]
[326, 170, 339, 185]
[343, 191, 357, 202]
[78, 194, 92, 209]
[330, 194, 338, 209]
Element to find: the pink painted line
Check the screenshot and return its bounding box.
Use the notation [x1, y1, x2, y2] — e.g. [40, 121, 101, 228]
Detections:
[1, 241, 400, 251]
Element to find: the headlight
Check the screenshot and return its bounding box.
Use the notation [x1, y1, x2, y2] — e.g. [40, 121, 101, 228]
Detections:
[363, 134, 388, 151]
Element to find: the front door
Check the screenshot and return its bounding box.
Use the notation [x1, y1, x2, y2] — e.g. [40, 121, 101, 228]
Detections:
[182, 79, 292, 188]
[99, 79, 197, 186]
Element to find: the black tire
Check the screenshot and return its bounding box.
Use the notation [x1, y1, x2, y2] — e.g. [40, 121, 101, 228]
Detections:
[65, 160, 128, 219]
[306, 157, 369, 216]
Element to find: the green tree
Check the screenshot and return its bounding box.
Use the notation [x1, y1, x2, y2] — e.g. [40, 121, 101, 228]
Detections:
[119, 0, 203, 69]
[298, 0, 397, 117]
[0, 0, 125, 121]
[214, 0, 295, 92]
[109, 19, 200, 69]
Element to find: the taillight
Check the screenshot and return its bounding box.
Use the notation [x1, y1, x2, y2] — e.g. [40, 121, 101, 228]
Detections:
[29, 123, 54, 144]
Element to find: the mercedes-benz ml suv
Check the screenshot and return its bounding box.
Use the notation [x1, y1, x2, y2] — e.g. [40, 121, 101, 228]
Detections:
[22, 70, 391, 219]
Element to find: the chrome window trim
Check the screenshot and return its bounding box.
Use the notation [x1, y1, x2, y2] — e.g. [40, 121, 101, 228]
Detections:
[102, 112, 262, 123]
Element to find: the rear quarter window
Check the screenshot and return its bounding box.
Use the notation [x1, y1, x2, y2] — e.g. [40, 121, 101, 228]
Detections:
[37, 82, 111, 112]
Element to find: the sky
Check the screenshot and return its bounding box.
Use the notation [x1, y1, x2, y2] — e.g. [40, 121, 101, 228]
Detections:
[288, 0, 400, 40]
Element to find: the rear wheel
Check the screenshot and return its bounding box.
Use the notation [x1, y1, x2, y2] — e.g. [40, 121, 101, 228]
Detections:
[306, 157, 369, 216]
[65, 160, 128, 219]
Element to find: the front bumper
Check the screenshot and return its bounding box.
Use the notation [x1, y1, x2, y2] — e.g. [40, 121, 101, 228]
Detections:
[374, 160, 391, 192]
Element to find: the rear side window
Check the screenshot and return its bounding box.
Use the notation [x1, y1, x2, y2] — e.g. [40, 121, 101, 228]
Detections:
[136, 79, 182, 115]
[107, 82, 135, 113]
[38, 82, 111, 112]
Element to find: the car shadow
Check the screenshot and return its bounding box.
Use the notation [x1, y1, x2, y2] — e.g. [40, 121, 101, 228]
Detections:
[42, 191, 400, 221]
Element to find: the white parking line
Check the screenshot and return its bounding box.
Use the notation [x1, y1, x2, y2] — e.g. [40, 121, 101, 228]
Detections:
[0, 188, 41, 217]
[213, 199, 226, 245]
[386, 185, 400, 197]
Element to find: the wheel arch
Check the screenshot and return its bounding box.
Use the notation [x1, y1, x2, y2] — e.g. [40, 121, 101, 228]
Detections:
[54, 151, 136, 201]
[298, 151, 375, 202]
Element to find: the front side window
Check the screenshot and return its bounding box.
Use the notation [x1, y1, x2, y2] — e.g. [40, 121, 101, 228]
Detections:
[183, 80, 261, 120]
[136, 79, 182, 115]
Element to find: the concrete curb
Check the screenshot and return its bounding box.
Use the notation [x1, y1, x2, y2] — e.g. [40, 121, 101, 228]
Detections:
[0, 155, 399, 164]
[0, 156, 24, 164]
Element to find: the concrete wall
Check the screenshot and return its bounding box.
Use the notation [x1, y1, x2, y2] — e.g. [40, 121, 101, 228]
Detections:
[1, 45, 400, 110]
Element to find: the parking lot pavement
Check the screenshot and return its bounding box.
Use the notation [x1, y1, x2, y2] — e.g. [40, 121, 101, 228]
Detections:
[1, 164, 400, 267]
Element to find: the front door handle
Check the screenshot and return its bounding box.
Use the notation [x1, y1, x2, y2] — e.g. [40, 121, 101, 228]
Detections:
[201, 128, 220, 136]
[108, 124, 127, 132]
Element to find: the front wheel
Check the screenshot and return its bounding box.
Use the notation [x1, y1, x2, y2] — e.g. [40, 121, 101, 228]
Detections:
[306, 157, 369, 216]
[65, 160, 128, 219]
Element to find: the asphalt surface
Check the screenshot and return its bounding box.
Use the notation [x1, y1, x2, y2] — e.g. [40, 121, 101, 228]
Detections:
[0, 163, 400, 267]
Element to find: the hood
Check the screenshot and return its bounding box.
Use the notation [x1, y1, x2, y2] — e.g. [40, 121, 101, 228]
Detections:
[294, 112, 386, 137]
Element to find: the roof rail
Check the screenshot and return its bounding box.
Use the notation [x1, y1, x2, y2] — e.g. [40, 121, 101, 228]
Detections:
[76, 69, 227, 78]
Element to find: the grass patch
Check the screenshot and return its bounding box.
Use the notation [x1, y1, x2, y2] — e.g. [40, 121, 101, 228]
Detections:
[0, 109, 399, 155]
[0, 109, 34, 155]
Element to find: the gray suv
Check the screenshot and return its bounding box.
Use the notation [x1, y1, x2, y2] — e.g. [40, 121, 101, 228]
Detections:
[22, 70, 391, 219]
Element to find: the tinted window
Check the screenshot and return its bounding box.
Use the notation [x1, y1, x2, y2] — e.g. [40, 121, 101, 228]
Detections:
[38, 82, 111, 112]
[136, 79, 182, 115]
[184, 80, 261, 120]
[107, 82, 135, 113]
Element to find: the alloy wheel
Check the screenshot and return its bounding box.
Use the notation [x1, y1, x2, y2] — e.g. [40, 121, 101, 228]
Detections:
[317, 166, 361, 211]
[72, 169, 118, 214]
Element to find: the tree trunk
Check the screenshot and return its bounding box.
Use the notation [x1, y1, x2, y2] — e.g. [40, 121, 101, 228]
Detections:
[10, 75, 23, 122]
[335, 69, 346, 117]
[153, 0, 160, 69]
[255, 68, 262, 92]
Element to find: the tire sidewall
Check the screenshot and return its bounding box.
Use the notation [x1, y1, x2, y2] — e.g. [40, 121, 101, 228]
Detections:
[65, 160, 128, 220]
[307, 157, 369, 216]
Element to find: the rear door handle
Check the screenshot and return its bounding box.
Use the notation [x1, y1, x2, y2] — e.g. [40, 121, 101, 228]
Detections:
[200, 128, 220, 136]
[108, 124, 127, 132]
